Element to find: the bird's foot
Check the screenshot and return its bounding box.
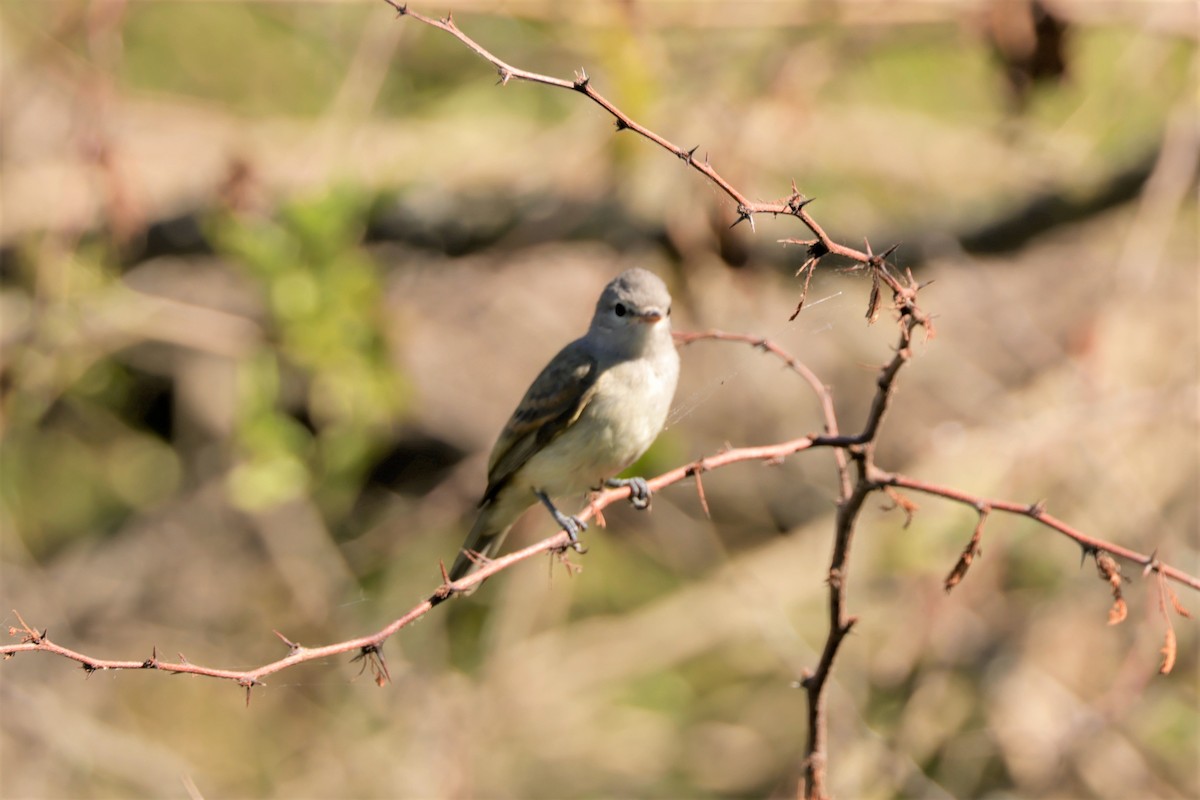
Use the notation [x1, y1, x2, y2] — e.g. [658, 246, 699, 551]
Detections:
[605, 476, 652, 510]
[557, 511, 589, 554]
[536, 490, 588, 553]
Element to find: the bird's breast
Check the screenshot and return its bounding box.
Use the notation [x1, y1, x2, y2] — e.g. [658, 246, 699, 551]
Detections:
[515, 352, 677, 498]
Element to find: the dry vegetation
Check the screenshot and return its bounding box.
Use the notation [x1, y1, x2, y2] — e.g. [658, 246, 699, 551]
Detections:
[1, 1, 1197, 798]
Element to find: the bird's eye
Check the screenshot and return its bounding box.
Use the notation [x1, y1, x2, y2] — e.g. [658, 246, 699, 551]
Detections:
[614, 303, 627, 317]
[666, 305, 672, 317]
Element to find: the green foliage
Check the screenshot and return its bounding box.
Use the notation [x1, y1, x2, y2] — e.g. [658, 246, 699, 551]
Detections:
[210, 189, 409, 518]
[0, 248, 183, 556]
[0, 190, 405, 553]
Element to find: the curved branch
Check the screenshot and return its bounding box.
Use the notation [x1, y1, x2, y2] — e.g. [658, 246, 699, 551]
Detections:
[878, 472, 1200, 593]
[382, 1, 884, 269]
[2, 432, 816, 691]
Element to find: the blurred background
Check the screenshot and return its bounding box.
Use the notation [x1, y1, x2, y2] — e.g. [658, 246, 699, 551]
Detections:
[1, 1, 1197, 797]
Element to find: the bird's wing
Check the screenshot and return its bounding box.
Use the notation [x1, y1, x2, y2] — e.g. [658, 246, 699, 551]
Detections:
[482, 340, 599, 503]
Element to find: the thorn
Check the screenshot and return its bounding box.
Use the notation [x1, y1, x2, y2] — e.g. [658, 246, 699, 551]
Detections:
[352, 643, 392, 687]
[1028, 499, 1047, 516]
[680, 145, 699, 164]
[730, 205, 754, 231]
[273, 630, 301, 654]
[239, 678, 264, 707]
[1143, 548, 1159, 577]
[497, 68, 512, 86]
[462, 548, 490, 570]
[438, 559, 451, 585]
[614, 118, 629, 132]
[81, 662, 97, 676]
[788, 192, 815, 214]
[879, 242, 901, 261]
[693, 469, 711, 520]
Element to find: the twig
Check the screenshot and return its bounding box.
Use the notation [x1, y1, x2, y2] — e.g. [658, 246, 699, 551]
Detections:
[674, 329, 851, 497]
[878, 472, 1200, 593]
[381, 0, 919, 324]
[3, 423, 821, 693]
[4, 325, 1196, 796]
[8, 9, 1195, 799]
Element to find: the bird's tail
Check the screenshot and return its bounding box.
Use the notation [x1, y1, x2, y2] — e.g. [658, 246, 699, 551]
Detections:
[448, 504, 513, 583]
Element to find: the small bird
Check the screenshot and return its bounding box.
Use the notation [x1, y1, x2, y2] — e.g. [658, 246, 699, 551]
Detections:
[449, 268, 680, 583]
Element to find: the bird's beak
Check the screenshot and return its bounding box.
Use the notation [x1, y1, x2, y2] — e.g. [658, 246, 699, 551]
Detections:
[636, 308, 665, 324]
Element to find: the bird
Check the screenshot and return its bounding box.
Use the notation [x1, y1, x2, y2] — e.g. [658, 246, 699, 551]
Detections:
[448, 267, 680, 584]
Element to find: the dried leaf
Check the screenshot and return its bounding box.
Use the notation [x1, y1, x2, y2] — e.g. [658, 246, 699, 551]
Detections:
[1160, 626, 1177, 675]
[1167, 584, 1192, 619]
[352, 644, 391, 687]
[882, 487, 918, 528]
[866, 276, 882, 324]
[1107, 597, 1128, 626]
[1095, 551, 1125, 626]
[945, 512, 987, 593]
[944, 551, 973, 593]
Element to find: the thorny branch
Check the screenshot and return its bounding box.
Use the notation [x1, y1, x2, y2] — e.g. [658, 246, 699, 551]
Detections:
[382, 0, 889, 313]
[366, 8, 1196, 797]
[2, 403, 822, 695]
[5, 7, 1195, 800]
[5, 330, 1194, 690]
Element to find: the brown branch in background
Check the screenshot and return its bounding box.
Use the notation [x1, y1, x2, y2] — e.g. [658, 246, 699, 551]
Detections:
[796, 274, 925, 798]
[672, 329, 863, 800]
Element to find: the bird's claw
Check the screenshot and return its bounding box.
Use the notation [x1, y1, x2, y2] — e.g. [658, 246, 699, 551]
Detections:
[565, 517, 588, 553]
[557, 511, 588, 553]
[535, 490, 590, 554]
[606, 476, 652, 510]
